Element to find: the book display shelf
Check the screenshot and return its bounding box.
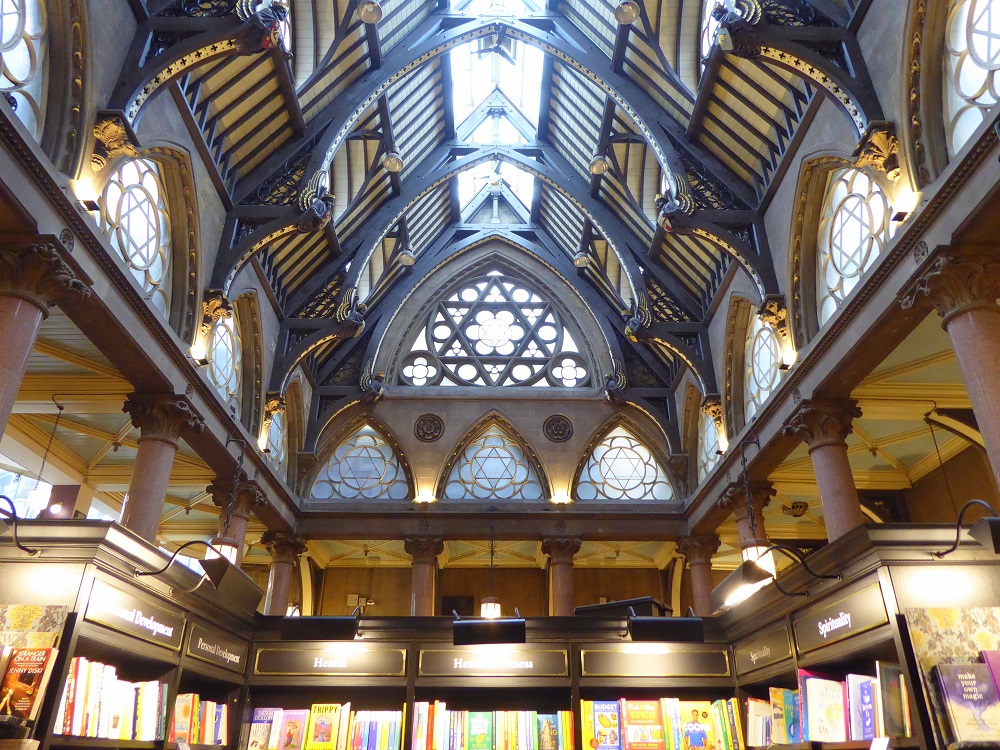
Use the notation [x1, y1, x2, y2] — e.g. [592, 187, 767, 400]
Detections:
[4, 522, 1000, 750]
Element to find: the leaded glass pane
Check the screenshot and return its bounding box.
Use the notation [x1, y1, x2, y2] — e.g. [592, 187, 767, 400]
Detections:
[944, 0, 1000, 156]
[817, 168, 892, 325]
[208, 315, 241, 404]
[576, 427, 674, 502]
[398, 270, 590, 388]
[744, 314, 780, 421]
[444, 425, 543, 500]
[311, 426, 409, 500]
[101, 159, 172, 316]
[0, 0, 45, 139]
[266, 410, 288, 478]
[697, 412, 721, 482]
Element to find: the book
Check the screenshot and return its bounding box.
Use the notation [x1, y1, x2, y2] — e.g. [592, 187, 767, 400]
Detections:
[803, 677, 846, 743]
[796, 669, 839, 741]
[845, 674, 876, 741]
[250, 708, 283, 750]
[581, 700, 597, 750]
[268, 708, 286, 750]
[466, 711, 494, 750]
[620, 700, 664, 750]
[780, 689, 799, 744]
[0, 647, 58, 721]
[875, 661, 908, 737]
[766, 689, 785, 745]
[592, 701, 621, 750]
[935, 662, 1000, 744]
[280, 710, 311, 750]
[173, 693, 196, 743]
[536, 714, 559, 750]
[676, 703, 713, 750]
[306, 704, 343, 750]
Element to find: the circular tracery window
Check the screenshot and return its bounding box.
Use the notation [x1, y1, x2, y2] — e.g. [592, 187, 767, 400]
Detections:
[398, 270, 591, 388]
[207, 315, 241, 404]
[744, 314, 780, 421]
[698, 410, 721, 481]
[944, 0, 1000, 155]
[0, 0, 45, 139]
[101, 159, 172, 315]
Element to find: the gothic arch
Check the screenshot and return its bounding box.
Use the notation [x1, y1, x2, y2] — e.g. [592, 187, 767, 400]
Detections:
[39, 0, 87, 175]
[723, 294, 756, 435]
[308, 413, 415, 502]
[571, 413, 677, 504]
[681, 379, 703, 491]
[283, 370, 307, 493]
[435, 410, 551, 503]
[233, 291, 263, 432]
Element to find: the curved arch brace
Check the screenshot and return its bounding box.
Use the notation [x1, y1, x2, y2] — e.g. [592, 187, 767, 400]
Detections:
[679, 216, 779, 300]
[636, 326, 716, 396]
[294, 16, 692, 211]
[211, 207, 300, 293]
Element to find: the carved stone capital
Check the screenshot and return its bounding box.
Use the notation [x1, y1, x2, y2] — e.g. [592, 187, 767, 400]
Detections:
[783, 398, 861, 451]
[853, 120, 900, 181]
[717, 480, 775, 521]
[208, 479, 266, 523]
[0, 241, 91, 312]
[758, 295, 791, 350]
[404, 536, 444, 564]
[676, 534, 720, 566]
[264, 391, 286, 417]
[123, 393, 206, 445]
[200, 289, 232, 335]
[91, 111, 139, 171]
[541, 536, 582, 564]
[701, 396, 725, 435]
[261, 530, 306, 564]
[901, 253, 1000, 327]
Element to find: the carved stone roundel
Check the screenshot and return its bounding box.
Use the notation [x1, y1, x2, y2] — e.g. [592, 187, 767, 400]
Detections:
[414, 413, 445, 442]
[543, 414, 573, 442]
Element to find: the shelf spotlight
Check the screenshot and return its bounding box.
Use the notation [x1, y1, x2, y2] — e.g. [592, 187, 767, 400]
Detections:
[452, 609, 526, 646]
[709, 544, 840, 614]
[934, 499, 1000, 558]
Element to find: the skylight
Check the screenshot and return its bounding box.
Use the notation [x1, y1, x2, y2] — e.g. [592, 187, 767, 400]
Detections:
[457, 161, 535, 211]
[452, 0, 533, 16]
[469, 115, 527, 145]
[449, 35, 544, 127]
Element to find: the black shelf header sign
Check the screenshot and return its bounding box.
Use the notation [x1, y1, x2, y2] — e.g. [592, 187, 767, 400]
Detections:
[187, 624, 249, 672]
[733, 624, 793, 675]
[255, 646, 406, 676]
[85, 579, 184, 650]
[793, 582, 889, 654]
[419, 648, 569, 677]
[580, 646, 730, 678]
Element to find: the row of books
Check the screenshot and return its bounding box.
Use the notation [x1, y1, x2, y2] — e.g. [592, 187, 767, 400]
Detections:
[248, 704, 404, 750]
[580, 698, 743, 750]
[412, 703, 574, 750]
[170, 693, 230, 745]
[53, 657, 169, 741]
[0, 646, 59, 722]
[934, 650, 1000, 744]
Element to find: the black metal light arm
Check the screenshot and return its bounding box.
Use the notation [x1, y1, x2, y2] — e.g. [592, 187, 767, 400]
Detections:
[0, 495, 41, 556]
[134, 539, 228, 577]
[933, 498, 1000, 558]
[757, 543, 841, 581]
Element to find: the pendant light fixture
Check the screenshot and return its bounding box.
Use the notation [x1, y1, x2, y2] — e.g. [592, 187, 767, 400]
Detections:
[481, 512, 501, 619]
[614, 0, 639, 25]
[358, 0, 383, 24]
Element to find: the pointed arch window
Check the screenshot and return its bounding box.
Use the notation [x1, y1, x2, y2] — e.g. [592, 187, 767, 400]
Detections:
[399, 270, 591, 388]
[265, 410, 288, 478]
[1, 0, 45, 139]
[576, 427, 674, 502]
[312, 425, 409, 500]
[101, 159, 172, 316]
[944, 0, 1000, 156]
[697, 412, 721, 482]
[817, 167, 892, 324]
[744, 314, 780, 421]
[207, 314, 241, 406]
[443, 425, 543, 500]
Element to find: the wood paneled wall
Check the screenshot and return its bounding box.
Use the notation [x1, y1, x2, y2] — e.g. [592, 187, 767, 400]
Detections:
[903, 446, 1000, 522]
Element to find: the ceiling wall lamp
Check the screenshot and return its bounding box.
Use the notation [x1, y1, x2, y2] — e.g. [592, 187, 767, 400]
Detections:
[572, 251, 591, 268]
[383, 151, 404, 173]
[398, 243, 416, 266]
[588, 155, 610, 175]
[358, 0, 383, 24]
[934, 499, 1000, 557]
[710, 544, 840, 614]
[614, 0, 640, 25]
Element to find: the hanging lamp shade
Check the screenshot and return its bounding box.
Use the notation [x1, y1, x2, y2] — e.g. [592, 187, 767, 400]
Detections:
[614, 0, 639, 25]
[588, 155, 610, 175]
[480, 597, 501, 619]
[383, 151, 404, 173]
[358, 0, 383, 23]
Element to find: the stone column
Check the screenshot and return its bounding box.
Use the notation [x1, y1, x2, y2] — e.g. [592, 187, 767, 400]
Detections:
[0, 241, 89, 435]
[208, 480, 265, 566]
[120, 394, 205, 542]
[262, 531, 306, 616]
[717, 480, 775, 549]
[542, 537, 582, 616]
[783, 399, 864, 542]
[404, 537, 443, 616]
[903, 254, 1000, 486]
[677, 535, 720, 617]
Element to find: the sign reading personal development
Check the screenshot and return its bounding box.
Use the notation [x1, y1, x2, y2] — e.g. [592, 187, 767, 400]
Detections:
[85, 579, 184, 650]
[419, 648, 569, 677]
[187, 624, 249, 672]
[734, 625, 793, 675]
[793, 583, 889, 654]
[255, 646, 407, 676]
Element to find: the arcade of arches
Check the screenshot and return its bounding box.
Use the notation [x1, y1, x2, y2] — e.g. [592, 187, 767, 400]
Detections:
[1, 0, 1000, 618]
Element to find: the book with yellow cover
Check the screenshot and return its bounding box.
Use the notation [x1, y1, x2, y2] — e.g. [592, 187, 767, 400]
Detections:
[306, 704, 343, 750]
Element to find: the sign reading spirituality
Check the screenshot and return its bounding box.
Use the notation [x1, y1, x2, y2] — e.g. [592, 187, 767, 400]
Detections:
[793, 582, 888, 654]
[187, 624, 249, 672]
[254, 646, 406, 676]
[85, 579, 184, 650]
[733, 624, 793, 675]
[418, 648, 569, 677]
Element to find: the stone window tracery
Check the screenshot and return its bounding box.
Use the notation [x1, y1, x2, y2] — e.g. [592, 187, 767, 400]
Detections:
[0, 0, 45, 139]
[443, 425, 543, 501]
[312, 425, 409, 500]
[744, 314, 780, 421]
[944, 0, 1000, 155]
[207, 314, 241, 406]
[399, 270, 591, 388]
[265, 409, 288, 477]
[697, 411, 721, 482]
[101, 159, 172, 316]
[817, 167, 891, 325]
[576, 427, 674, 502]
